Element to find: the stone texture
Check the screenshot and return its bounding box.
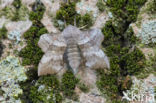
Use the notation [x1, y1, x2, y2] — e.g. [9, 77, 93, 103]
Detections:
[6, 20, 32, 42]
[0, 0, 14, 9]
[76, 0, 99, 18]
[6, 20, 32, 36]
[0, 16, 10, 28]
[41, 0, 60, 16]
[63, 88, 106, 103]
[140, 48, 154, 59]
[92, 12, 109, 29]
[21, 0, 35, 11]
[41, 14, 59, 33]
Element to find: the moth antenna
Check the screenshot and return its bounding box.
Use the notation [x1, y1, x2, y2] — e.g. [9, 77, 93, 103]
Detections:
[64, 19, 67, 27]
[79, 25, 87, 30]
[74, 16, 76, 26]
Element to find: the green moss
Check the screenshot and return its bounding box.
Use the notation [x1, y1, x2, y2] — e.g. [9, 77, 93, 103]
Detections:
[97, 4, 146, 100]
[12, 0, 22, 9]
[0, 7, 14, 19]
[0, 26, 7, 57]
[11, 0, 28, 21]
[61, 70, 79, 99]
[106, 0, 147, 22]
[55, 2, 93, 30]
[96, 0, 106, 12]
[77, 82, 89, 93]
[0, 0, 29, 21]
[76, 13, 93, 29]
[29, 3, 45, 22]
[0, 26, 7, 39]
[29, 75, 62, 103]
[96, 72, 119, 98]
[19, 1, 47, 67]
[146, 0, 156, 14]
[0, 41, 4, 57]
[19, 70, 62, 103]
[120, 48, 145, 75]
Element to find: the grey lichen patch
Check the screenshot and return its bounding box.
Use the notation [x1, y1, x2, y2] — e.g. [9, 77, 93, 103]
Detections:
[0, 56, 27, 103]
[122, 76, 156, 102]
[137, 20, 156, 44]
[135, 0, 156, 28]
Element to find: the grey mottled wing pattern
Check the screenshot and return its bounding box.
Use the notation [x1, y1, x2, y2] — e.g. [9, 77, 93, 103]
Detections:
[78, 29, 110, 69]
[38, 33, 67, 76]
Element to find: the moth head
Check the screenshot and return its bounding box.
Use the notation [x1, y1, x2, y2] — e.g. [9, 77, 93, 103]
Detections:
[62, 25, 82, 42]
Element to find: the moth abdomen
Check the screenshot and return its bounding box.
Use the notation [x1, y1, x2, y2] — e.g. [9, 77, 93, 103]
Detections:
[66, 40, 81, 74]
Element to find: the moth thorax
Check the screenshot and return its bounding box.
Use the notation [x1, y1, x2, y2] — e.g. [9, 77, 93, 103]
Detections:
[66, 40, 81, 74]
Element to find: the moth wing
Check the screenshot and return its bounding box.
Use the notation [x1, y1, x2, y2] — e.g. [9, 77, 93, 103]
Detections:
[78, 29, 110, 69]
[38, 33, 66, 53]
[38, 33, 67, 76]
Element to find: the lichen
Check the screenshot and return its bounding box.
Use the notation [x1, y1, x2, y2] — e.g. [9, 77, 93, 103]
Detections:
[0, 56, 27, 103]
[137, 20, 156, 44]
[122, 77, 156, 102]
[8, 30, 21, 43]
[76, 0, 98, 18]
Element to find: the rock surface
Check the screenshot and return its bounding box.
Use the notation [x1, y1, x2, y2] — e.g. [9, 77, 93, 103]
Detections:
[0, 0, 14, 9]
[41, 14, 59, 33]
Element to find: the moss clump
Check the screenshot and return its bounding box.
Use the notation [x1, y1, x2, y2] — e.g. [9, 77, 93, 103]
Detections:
[29, 2, 45, 23]
[76, 13, 93, 29]
[147, 0, 156, 14]
[96, 0, 106, 12]
[0, 0, 29, 21]
[0, 41, 4, 57]
[0, 26, 7, 39]
[19, 68, 38, 103]
[77, 82, 89, 93]
[11, 0, 28, 21]
[19, 71, 62, 103]
[0, 26, 7, 57]
[19, 1, 47, 67]
[55, 2, 93, 30]
[97, 6, 146, 101]
[106, 0, 147, 22]
[29, 75, 62, 103]
[120, 48, 145, 75]
[61, 70, 79, 99]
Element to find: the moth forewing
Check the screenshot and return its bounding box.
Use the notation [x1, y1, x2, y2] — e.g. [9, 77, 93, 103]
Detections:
[38, 33, 67, 76]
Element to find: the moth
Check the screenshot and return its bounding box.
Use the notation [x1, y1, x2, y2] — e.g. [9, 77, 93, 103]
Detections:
[38, 25, 110, 76]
